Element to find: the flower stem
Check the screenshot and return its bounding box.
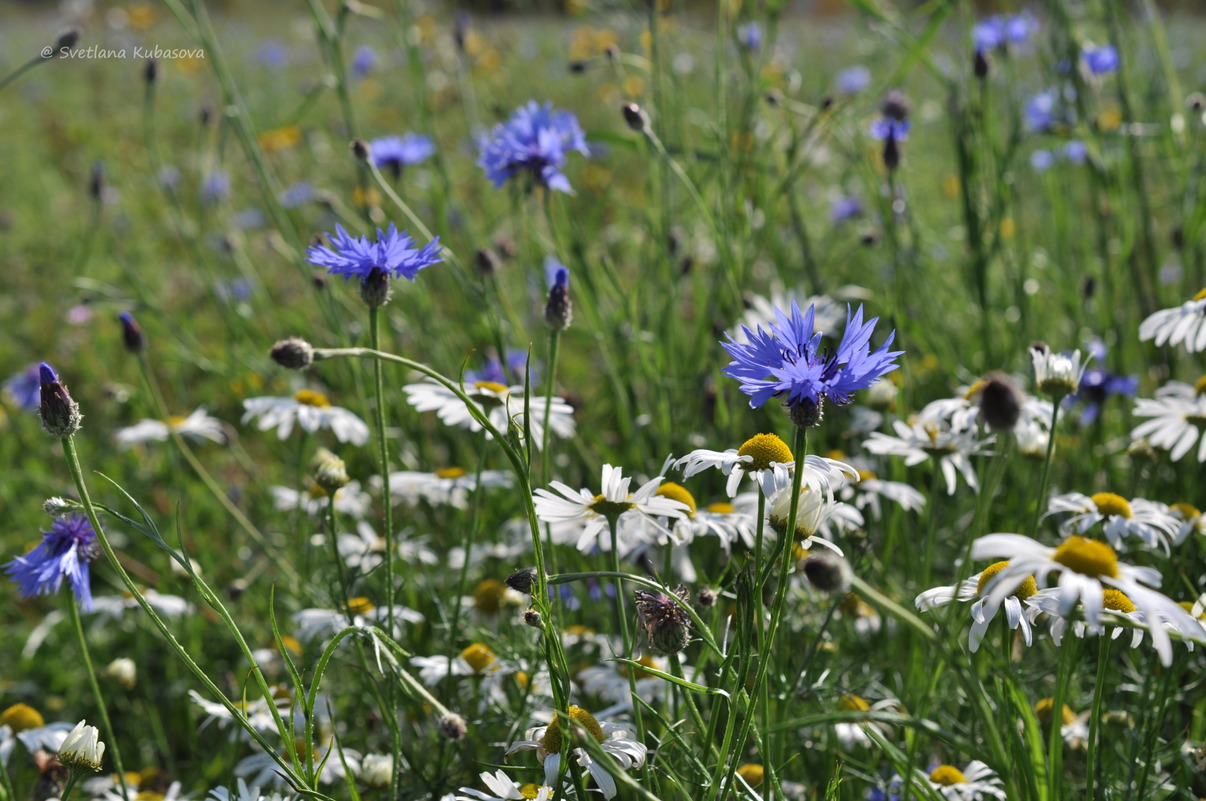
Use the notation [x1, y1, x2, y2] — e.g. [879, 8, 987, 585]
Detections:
[66, 601, 128, 800]
[1086, 636, 1110, 800]
[541, 327, 562, 484]
[368, 305, 397, 639]
[1029, 398, 1063, 538]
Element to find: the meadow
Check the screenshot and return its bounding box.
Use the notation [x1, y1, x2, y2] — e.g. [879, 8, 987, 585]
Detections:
[2, 1, 1206, 800]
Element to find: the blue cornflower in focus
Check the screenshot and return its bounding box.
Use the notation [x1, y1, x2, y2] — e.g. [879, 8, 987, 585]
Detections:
[835, 66, 871, 96]
[721, 301, 903, 427]
[1083, 45, 1119, 75]
[370, 134, 436, 177]
[477, 101, 589, 194]
[306, 223, 441, 285]
[737, 22, 762, 51]
[4, 514, 99, 611]
[4, 363, 41, 413]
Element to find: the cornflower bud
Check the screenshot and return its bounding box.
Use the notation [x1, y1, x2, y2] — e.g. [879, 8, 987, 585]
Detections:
[118, 312, 145, 354]
[38, 363, 82, 439]
[544, 261, 572, 331]
[622, 102, 649, 132]
[506, 567, 537, 595]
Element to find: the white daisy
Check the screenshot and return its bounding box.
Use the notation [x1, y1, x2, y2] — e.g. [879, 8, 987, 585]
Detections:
[270, 480, 372, 519]
[335, 522, 438, 574]
[188, 688, 294, 741]
[915, 561, 1038, 652]
[453, 770, 553, 801]
[208, 777, 296, 801]
[1139, 288, 1206, 352]
[90, 590, 194, 620]
[971, 533, 1205, 665]
[1046, 491, 1181, 553]
[918, 761, 1007, 800]
[1033, 699, 1091, 751]
[671, 498, 759, 553]
[674, 433, 858, 498]
[838, 468, 926, 521]
[504, 707, 646, 801]
[381, 466, 513, 509]
[0, 708, 74, 767]
[103, 780, 185, 801]
[863, 419, 993, 495]
[242, 390, 369, 445]
[836, 593, 884, 637]
[410, 642, 515, 687]
[1168, 502, 1204, 545]
[1024, 586, 1192, 653]
[728, 289, 845, 345]
[916, 381, 1053, 435]
[235, 739, 359, 787]
[1130, 378, 1206, 462]
[533, 463, 690, 553]
[402, 379, 575, 449]
[576, 654, 697, 713]
[1030, 344, 1087, 398]
[293, 597, 423, 644]
[826, 694, 900, 750]
[114, 408, 227, 447]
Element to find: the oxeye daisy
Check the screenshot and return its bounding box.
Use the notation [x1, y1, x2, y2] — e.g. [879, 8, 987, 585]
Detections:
[721, 301, 902, 428]
[410, 642, 516, 687]
[235, 738, 359, 787]
[1033, 698, 1091, 751]
[824, 693, 901, 750]
[293, 596, 423, 644]
[188, 688, 295, 742]
[0, 705, 75, 766]
[916, 561, 1038, 652]
[1129, 377, 1206, 462]
[671, 498, 759, 554]
[504, 707, 646, 800]
[1030, 343, 1087, 399]
[576, 653, 695, 712]
[833, 461, 926, 522]
[863, 418, 993, 495]
[453, 770, 554, 801]
[242, 390, 370, 446]
[4, 513, 99, 612]
[1168, 502, 1204, 543]
[402, 379, 575, 449]
[1140, 289, 1206, 352]
[1046, 491, 1181, 554]
[89, 589, 194, 620]
[764, 485, 846, 553]
[335, 521, 438, 575]
[971, 534, 1205, 665]
[1026, 586, 1196, 655]
[305, 222, 442, 285]
[113, 408, 227, 447]
[919, 761, 1007, 800]
[674, 432, 859, 498]
[270, 480, 372, 519]
[726, 289, 844, 346]
[477, 101, 589, 194]
[918, 379, 1052, 435]
[380, 466, 514, 509]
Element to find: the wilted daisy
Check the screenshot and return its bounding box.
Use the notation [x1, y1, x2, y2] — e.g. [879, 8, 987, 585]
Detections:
[1140, 289, 1206, 352]
[916, 561, 1037, 652]
[402, 379, 575, 449]
[972, 533, 1205, 664]
[478, 101, 589, 194]
[675, 432, 858, 498]
[1046, 491, 1181, 553]
[381, 467, 513, 509]
[454, 770, 553, 801]
[114, 408, 227, 447]
[4, 513, 99, 611]
[242, 390, 369, 446]
[1130, 377, 1206, 462]
[504, 707, 646, 800]
[270, 480, 372, 519]
[864, 418, 993, 495]
[721, 301, 902, 428]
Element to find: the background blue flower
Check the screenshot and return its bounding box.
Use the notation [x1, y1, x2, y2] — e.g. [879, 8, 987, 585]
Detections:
[477, 101, 589, 194]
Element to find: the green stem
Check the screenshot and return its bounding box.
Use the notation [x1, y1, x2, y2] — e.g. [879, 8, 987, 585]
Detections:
[541, 327, 562, 484]
[66, 601, 128, 800]
[368, 306, 397, 640]
[1086, 636, 1110, 800]
[1029, 398, 1063, 539]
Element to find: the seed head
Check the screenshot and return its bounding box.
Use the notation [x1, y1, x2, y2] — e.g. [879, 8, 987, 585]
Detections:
[438, 712, 467, 741]
[506, 567, 537, 595]
[633, 585, 692, 655]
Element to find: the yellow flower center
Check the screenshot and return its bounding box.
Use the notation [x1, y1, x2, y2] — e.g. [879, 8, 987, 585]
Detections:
[963, 380, 987, 401]
[539, 706, 605, 754]
[975, 561, 1038, 600]
[348, 597, 375, 615]
[840, 593, 877, 618]
[929, 765, 967, 786]
[706, 502, 735, 514]
[1090, 492, 1132, 519]
[565, 624, 595, 636]
[436, 466, 466, 479]
[826, 449, 848, 461]
[1171, 502, 1201, 520]
[293, 389, 330, 407]
[736, 764, 765, 788]
[1193, 288, 1206, 302]
[518, 785, 542, 800]
[474, 380, 508, 394]
[737, 433, 793, 471]
[276, 636, 302, 656]
[135, 792, 163, 801]
[857, 469, 877, 482]
[1103, 589, 1136, 613]
[589, 493, 635, 517]
[1053, 537, 1120, 578]
[1195, 375, 1206, 397]
[515, 671, 530, 690]
[306, 482, 328, 499]
[0, 703, 45, 733]
[620, 654, 660, 681]
[473, 579, 507, 615]
[1035, 698, 1077, 726]
[167, 415, 187, 428]
[459, 643, 496, 674]
[838, 694, 870, 712]
[656, 482, 697, 517]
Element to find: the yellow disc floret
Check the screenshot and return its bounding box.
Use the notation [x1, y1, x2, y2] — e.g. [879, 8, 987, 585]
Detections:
[293, 389, 330, 407]
[1171, 502, 1201, 521]
[1195, 375, 1206, 397]
[736, 764, 765, 788]
[976, 561, 1038, 600]
[459, 643, 497, 674]
[473, 579, 508, 615]
[474, 381, 508, 394]
[656, 482, 697, 517]
[706, 502, 735, 514]
[436, 467, 466, 479]
[589, 493, 635, 518]
[518, 785, 542, 800]
[1193, 288, 1206, 302]
[1053, 537, 1120, 578]
[929, 765, 967, 786]
[347, 597, 374, 615]
[1102, 589, 1136, 613]
[737, 433, 793, 471]
[1035, 698, 1077, 726]
[1090, 492, 1133, 519]
[539, 706, 605, 754]
[0, 703, 45, 733]
[838, 694, 870, 713]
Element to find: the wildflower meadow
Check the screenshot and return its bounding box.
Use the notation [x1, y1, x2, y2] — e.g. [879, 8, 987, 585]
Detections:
[4, 1, 1206, 800]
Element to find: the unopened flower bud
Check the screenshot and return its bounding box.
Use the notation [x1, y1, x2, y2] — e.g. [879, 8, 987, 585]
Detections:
[978, 374, 1022, 432]
[118, 312, 145, 354]
[696, 586, 717, 608]
[801, 552, 853, 595]
[57, 721, 104, 773]
[351, 139, 370, 162]
[438, 712, 467, 740]
[475, 247, 501, 276]
[633, 585, 692, 655]
[359, 268, 392, 307]
[44, 497, 73, 516]
[973, 49, 990, 80]
[89, 163, 105, 202]
[622, 103, 649, 132]
[270, 337, 314, 370]
[882, 132, 901, 171]
[144, 58, 159, 86]
[544, 263, 572, 331]
[506, 567, 537, 595]
[880, 89, 910, 122]
[38, 363, 82, 439]
[53, 28, 81, 56]
[103, 658, 137, 690]
[454, 11, 470, 53]
[313, 449, 350, 494]
[523, 607, 542, 628]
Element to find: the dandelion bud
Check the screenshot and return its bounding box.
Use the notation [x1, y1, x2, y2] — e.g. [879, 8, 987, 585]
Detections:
[351, 139, 370, 162]
[633, 586, 692, 655]
[359, 268, 392, 308]
[622, 103, 648, 132]
[974, 49, 991, 80]
[696, 586, 717, 608]
[144, 57, 159, 87]
[57, 721, 104, 773]
[118, 312, 145, 354]
[38, 363, 82, 439]
[801, 552, 852, 595]
[270, 337, 315, 370]
[475, 247, 501, 276]
[438, 712, 467, 741]
[978, 374, 1022, 432]
[523, 607, 542, 628]
[103, 658, 137, 690]
[53, 28, 81, 56]
[544, 261, 572, 331]
[313, 451, 350, 494]
[506, 567, 537, 595]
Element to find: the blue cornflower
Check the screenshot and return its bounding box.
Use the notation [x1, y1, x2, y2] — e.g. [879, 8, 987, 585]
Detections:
[351, 45, 377, 79]
[477, 101, 589, 194]
[1062, 140, 1087, 164]
[305, 223, 442, 284]
[974, 13, 1035, 52]
[869, 118, 910, 142]
[830, 196, 863, 224]
[4, 363, 41, 413]
[1030, 150, 1055, 171]
[4, 514, 99, 611]
[256, 41, 288, 70]
[466, 350, 538, 386]
[278, 181, 313, 209]
[737, 21, 762, 51]
[721, 301, 902, 427]
[1083, 45, 1119, 75]
[370, 134, 436, 176]
[1067, 340, 1137, 425]
[835, 65, 870, 96]
[200, 170, 230, 204]
[1024, 89, 1059, 132]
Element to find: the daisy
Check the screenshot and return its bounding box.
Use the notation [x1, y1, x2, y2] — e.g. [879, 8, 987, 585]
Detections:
[410, 642, 516, 687]
[1030, 344, 1087, 399]
[402, 379, 575, 449]
[293, 597, 423, 644]
[1139, 288, 1206, 352]
[837, 467, 926, 522]
[0, 704, 74, 767]
[271, 480, 372, 519]
[57, 721, 105, 772]
[674, 432, 859, 498]
[918, 761, 1007, 800]
[188, 689, 294, 741]
[89, 589, 194, 620]
[533, 463, 690, 553]
[1033, 698, 1091, 750]
[114, 408, 226, 447]
[757, 485, 848, 553]
[207, 778, 295, 801]
[1129, 377, 1206, 462]
[381, 467, 513, 509]
[915, 561, 1037, 652]
[917, 380, 1052, 435]
[827, 694, 900, 750]
[235, 739, 359, 787]
[971, 533, 1205, 665]
[576, 654, 695, 712]
[1168, 502, 1204, 544]
[504, 707, 646, 800]
[336, 522, 438, 574]
[453, 770, 553, 801]
[727, 289, 844, 346]
[1024, 586, 1194, 654]
[242, 390, 369, 446]
[1046, 491, 1181, 553]
[671, 498, 759, 553]
[863, 419, 993, 495]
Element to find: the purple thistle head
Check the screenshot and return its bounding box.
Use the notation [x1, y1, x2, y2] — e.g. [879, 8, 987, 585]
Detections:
[4, 513, 99, 611]
[305, 223, 442, 285]
[477, 101, 589, 194]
